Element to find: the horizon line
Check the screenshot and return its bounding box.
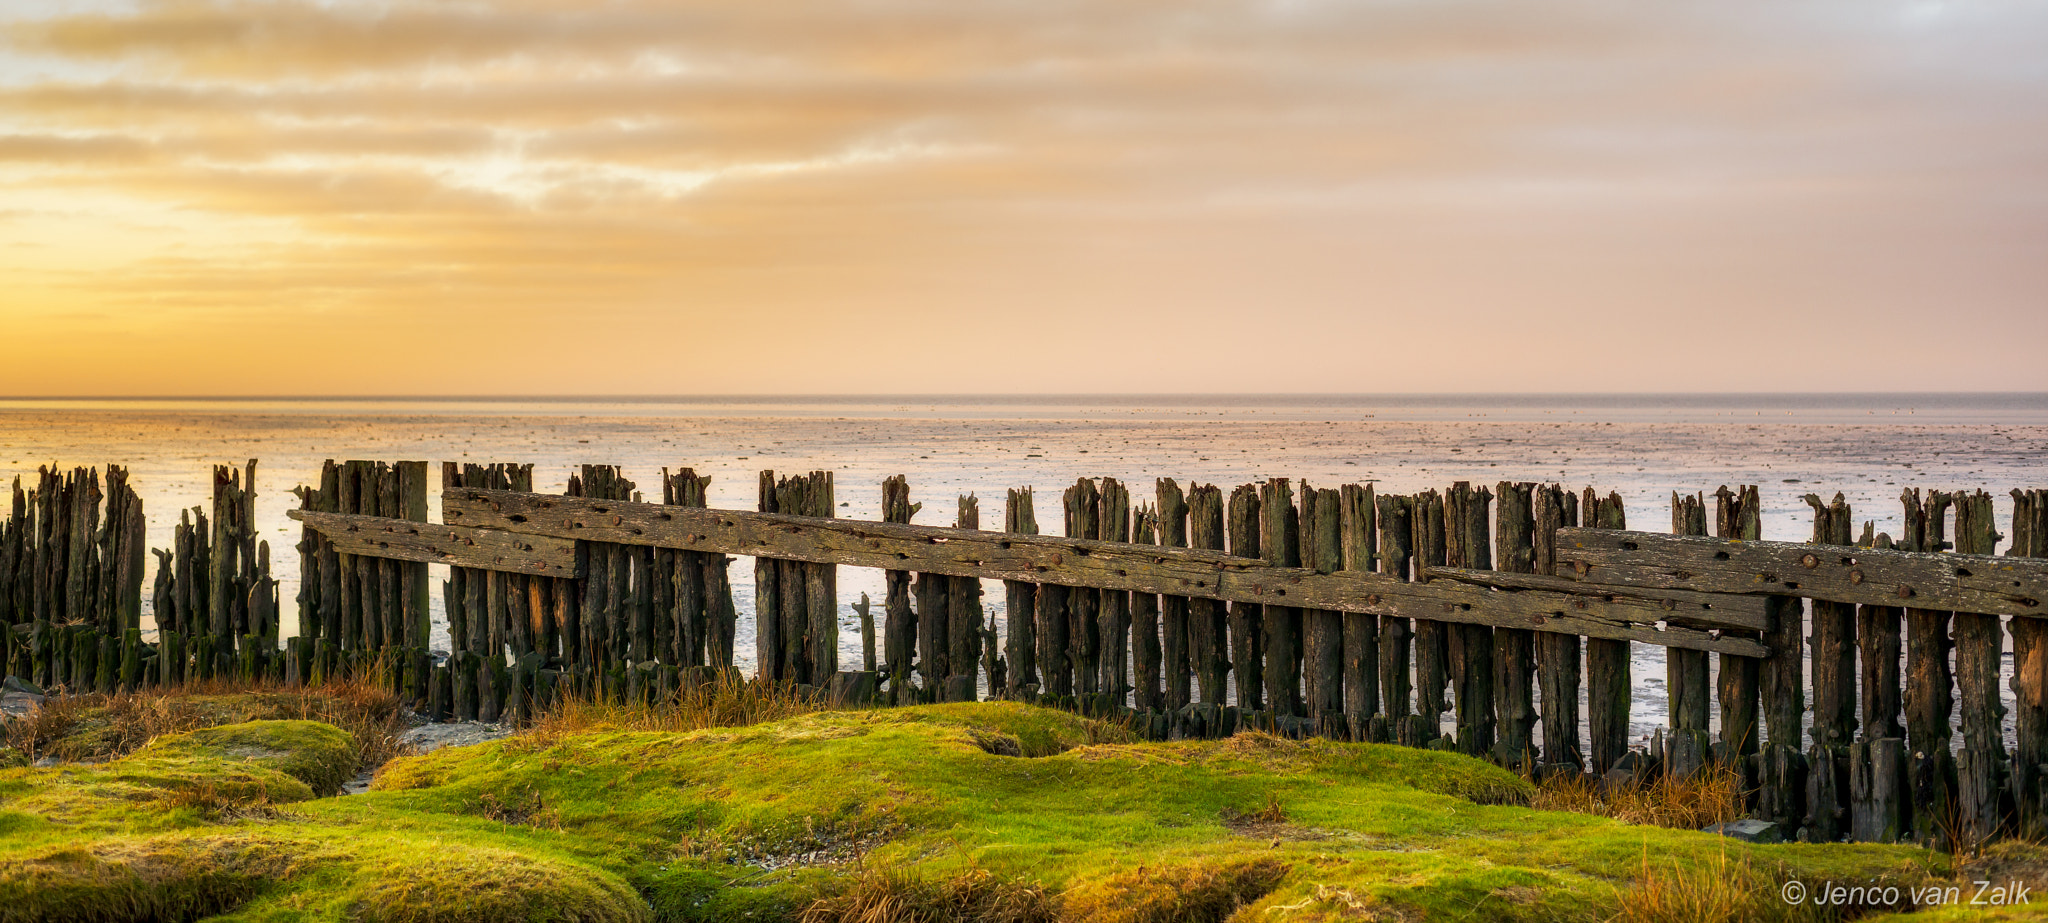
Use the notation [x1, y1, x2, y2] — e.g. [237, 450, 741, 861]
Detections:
[3, 390, 2046, 403]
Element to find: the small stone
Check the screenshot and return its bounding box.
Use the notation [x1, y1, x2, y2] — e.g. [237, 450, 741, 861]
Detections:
[1703, 819, 1783, 844]
[33, 756, 59, 768]
[3, 676, 45, 697]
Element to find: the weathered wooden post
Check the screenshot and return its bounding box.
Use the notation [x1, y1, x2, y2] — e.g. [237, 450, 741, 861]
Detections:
[1494, 482, 1537, 768]
[1802, 493, 1856, 842]
[1260, 478, 1302, 722]
[1954, 490, 2009, 846]
[1444, 481, 1494, 759]
[1302, 484, 1343, 736]
[1340, 483, 1378, 742]
[884, 476, 919, 702]
[2011, 489, 2048, 840]
[1096, 480, 1130, 706]
[1156, 480, 1192, 709]
[1132, 506, 1163, 712]
[1582, 489, 1630, 776]
[1188, 484, 1229, 705]
[1227, 484, 1263, 711]
[1666, 491, 1712, 779]
[1899, 487, 1956, 844]
[1377, 492, 1419, 744]
[1531, 484, 1581, 772]
[946, 493, 980, 702]
[1064, 478, 1101, 697]
[1004, 487, 1038, 699]
[1412, 489, 1449, 746]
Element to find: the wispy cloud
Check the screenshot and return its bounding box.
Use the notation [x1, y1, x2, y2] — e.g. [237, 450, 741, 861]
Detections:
[1, 0, 2044, 393]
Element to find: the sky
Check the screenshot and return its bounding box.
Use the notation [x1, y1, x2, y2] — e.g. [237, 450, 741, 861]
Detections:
[0, 0, 2044, 396]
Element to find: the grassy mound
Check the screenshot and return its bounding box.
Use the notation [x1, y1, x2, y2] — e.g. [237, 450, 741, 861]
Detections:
[0, 700, 1962, 922]
[3, 682, 408, 771]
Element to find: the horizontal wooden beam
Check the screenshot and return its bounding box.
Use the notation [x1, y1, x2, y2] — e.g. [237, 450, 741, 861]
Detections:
[443, 488, 1767, 655]
[1553, 527, 2048, 619]
[289, 509, 579, 578]
[1423, 566, 1769, 632]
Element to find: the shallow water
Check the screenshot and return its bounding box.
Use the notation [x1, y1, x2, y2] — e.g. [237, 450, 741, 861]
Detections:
[3, 392, 2043, 746]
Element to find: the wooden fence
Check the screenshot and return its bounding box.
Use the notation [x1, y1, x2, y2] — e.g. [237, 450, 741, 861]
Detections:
[4, 457, 2046, 850]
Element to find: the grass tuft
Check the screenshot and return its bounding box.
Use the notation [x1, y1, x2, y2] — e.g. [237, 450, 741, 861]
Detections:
[799, 863, 1055, 923]
[1607, 847, 1812, 923]
[1533, 764, 1745, 830]
[517, 672, 830, 748]
[4, 673, 407, 776]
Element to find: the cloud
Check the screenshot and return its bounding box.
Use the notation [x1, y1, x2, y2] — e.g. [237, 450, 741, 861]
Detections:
[0, 0, 2044, 393]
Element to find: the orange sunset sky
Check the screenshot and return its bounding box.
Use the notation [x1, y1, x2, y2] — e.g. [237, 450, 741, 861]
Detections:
[1, 1, 2044, 396]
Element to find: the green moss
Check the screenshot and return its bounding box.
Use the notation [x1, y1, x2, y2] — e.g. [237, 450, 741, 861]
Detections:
[0, 703, 1954, 923]
[0, 831, 289, 923]
[342, 842, 651, 923]
[137, 721, 359, 797]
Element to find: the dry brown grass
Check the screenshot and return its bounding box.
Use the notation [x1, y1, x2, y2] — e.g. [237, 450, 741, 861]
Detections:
[799, 864, 1056, 923]
[3, 670, 409, 773]
[1605, 844, 1924, 923]
[516, 672, 836, 748]
[1607, 848, 1802, 923]
[1533, 764, 1746, 831]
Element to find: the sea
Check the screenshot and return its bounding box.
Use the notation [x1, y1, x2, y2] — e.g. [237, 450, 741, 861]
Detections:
[3, 392, 2043, 744]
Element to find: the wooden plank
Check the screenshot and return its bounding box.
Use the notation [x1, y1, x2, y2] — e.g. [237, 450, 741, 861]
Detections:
[446, 487, 1767, 656]
[288, 510, 577, 577]
[1423, 567, 1767, 631]
[1554, 526, 2048, 619]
